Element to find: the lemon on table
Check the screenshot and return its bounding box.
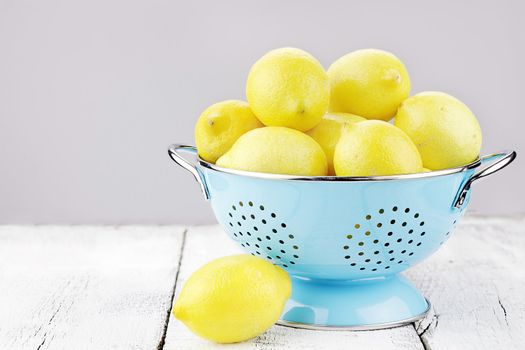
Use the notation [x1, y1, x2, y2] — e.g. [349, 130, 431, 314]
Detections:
[306, 113, 366, 175]
[328, 49, 410, 121]
[334, 120, 422, 176]
[246, 48, 330, 131]
[217, 127, 328, 176]
[394, 91, 482, 170]
[173, 255, 291, 343]
[195, 100, 263, 163]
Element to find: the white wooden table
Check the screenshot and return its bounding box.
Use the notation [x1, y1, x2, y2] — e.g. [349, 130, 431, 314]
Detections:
[0, 216, 524, 350]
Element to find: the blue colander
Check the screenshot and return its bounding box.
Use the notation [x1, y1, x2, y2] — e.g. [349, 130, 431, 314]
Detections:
[168, 144, 516, 330]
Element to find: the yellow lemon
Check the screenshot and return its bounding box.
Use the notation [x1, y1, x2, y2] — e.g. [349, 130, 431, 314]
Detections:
[306, 113, 366, 175]
[328, 49, 410, 121]
[195, 100, 263, 163]
[334, 120, 422, 176]
[394, 91, 482, 170]
[246, 48, 330, 131]
[173, 255, 291, 343]
[217, 127, 327, 176]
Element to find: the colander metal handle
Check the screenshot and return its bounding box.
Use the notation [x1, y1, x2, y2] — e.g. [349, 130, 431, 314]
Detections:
[168, 144, 210, 200]
[454, 150, 517, 209]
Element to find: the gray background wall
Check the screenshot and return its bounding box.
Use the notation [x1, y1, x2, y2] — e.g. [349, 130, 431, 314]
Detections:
[0, 0, 523, 224]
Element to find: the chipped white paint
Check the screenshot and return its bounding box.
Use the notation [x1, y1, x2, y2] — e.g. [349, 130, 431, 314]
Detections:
[407, 216, 525, 350]
[163, 225, 424, 350]
[0, 226, 185, 350]
[0, 217, 524, 349]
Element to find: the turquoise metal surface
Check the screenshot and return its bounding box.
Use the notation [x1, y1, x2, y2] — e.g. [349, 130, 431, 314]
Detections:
[168, 145, 516, 328]
[282, 275, 429, 327]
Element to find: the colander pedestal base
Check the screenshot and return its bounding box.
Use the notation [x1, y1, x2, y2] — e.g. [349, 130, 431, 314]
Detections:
[280, 274, 429, 330]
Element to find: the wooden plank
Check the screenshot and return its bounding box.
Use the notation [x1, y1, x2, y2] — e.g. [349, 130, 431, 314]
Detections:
[0, 225, 185, 350]
[163, 225, 424, 350]
[407, 216, 525, 349]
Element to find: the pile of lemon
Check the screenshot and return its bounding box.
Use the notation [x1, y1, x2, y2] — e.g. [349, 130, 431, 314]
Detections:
[195, 48, 482, 176]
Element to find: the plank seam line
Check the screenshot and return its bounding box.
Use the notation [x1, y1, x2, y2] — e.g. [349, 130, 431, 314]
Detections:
[157, 227, 188, 350]
[413, 313, 439, 350]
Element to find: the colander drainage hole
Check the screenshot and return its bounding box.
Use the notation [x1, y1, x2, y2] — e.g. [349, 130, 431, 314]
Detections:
[251, 214, 255, 219]
[390, 220, 395, 224]
[351, 263, 356, 266]
[360, 267, 365, 271]
[232, 205, 236, 210]
[271, 213, 276, 218]
[283, 264, 288, 268]
[345, 255, 350, 259]
[249, 201, 253, 206]
[290, 261, 295, 265]
[280, 249, 286, 254]
[398, 260, 403, 264]
[358, 252, 364, 256]
[417, 242, 422, 246]
[255, 244, 260, 248]
[272, 229, 277, 233]
[262, 219, 267, 224]
[279, 240, 284, 244]
[229, 213, 232, 217]
[265, 235, 271, 240]
[409, 252, 414, 256]
[365, 259, 370, 262]
[259, 205, 264, 210]
[421, 232, 426, 236]
[409, 229, 414, 234]
[288, 234, 295, 239]
[293, 245, 299, 250]
[379, 209, 385, 214]
[393, 206, 398, 211]
[293, 254, 299, 258]
[387, 231, 393, 236]
[239, 201, 243, 206]
[242, 215, 246, 220]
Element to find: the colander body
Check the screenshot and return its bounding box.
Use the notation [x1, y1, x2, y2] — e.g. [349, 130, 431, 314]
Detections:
[169, 145, 516, 328]
[203, 167, 473, 280]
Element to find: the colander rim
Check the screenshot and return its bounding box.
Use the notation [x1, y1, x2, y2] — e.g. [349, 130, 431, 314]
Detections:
[198, 156, 482, 182]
